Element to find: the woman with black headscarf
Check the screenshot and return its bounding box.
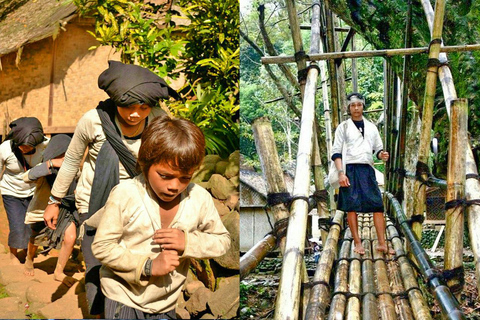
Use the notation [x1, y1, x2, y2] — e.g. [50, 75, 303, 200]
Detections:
[43, 60, 179, 316]
[23, 134, 78, 286]
[0, 117, 48, 263]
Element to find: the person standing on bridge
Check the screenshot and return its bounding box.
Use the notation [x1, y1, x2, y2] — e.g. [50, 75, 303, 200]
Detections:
[331, 93, 393, 255]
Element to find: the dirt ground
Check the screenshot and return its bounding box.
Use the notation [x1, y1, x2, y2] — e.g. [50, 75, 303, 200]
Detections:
[240, 254, 480, 319]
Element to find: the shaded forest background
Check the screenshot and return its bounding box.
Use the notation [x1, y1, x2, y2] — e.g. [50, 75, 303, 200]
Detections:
[240, 0, 480, 178]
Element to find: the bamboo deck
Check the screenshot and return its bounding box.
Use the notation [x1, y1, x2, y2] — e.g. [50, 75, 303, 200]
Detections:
[310, 213, 434, 320]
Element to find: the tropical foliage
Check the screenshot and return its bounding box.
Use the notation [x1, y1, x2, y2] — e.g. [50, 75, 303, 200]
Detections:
[74, 0, 239, 157]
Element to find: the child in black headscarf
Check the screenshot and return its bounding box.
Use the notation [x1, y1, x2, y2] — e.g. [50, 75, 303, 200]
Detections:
[43, 60, 179, 316]
[0, 117, 48, 263]
[23, 134, 78, 286]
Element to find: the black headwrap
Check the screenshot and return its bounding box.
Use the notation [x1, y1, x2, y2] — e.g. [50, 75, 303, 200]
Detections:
[6, 117, 45, 149]
[6, 117, 45, 170]
[98, 60, 180, 107]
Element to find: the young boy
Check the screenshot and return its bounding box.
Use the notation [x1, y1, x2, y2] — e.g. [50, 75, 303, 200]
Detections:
[92, 115, 231, 319]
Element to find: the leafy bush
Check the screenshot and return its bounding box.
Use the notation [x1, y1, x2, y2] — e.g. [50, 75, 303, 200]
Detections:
[74, 0, 239, 156]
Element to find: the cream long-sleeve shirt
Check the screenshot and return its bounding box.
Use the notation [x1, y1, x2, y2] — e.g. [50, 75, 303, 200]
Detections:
[92, 175, 230, 314]
[50, 106, 165, 214]
[332, 117, 383, 166]
[0, 139, 48, 198]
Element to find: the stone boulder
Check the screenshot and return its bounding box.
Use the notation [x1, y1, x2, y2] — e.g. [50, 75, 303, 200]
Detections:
[184, 287, 213, 317]
[214, 211, 240, 270]
[209, 174, 237, 200]
[208, 275, 240, 319]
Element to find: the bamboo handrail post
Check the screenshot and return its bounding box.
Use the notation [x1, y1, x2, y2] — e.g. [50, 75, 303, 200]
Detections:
[444, 99, 468, 300]
[274, 61, 319, 320]
[252, 117, 290, 249]
[421, 0, 480, 293]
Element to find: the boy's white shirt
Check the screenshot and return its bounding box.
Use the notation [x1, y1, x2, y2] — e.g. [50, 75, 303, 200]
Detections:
[92, 174, 230, 314]
[331, 117, 383, 166]
[50, 107, 165, 214]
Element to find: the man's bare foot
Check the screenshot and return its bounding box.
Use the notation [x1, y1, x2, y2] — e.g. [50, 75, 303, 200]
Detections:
[9, 253, 21, 265]
[376, 244, 395, 255]
[353, 244, 365, 255]
[24, 258, 35, 276]
[54, 271, 77, 287]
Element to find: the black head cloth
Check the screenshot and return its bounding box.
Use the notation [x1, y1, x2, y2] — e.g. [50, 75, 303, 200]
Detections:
[6, 117, 45, 148]
[98, 60, 180, 107]
[43, 134, 71, 161]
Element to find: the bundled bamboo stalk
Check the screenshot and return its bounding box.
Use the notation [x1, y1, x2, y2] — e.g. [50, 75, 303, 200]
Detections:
[421, 0, 480, 293]
[362, 215, 379, 320]
[305, 210, 345, 320]
[327, 229, 352, 320]
[386, 222, 432, 320]
[413, 0, 446, 239]
[444, 99, 468, 298]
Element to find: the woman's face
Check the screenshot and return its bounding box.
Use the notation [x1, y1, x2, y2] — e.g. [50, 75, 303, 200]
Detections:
[18, 145, 34, 154]
[116, 104, 152, 127]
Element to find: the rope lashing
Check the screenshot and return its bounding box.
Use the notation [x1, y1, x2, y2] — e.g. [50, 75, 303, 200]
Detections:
[303, 279, 330, 289]
[266, 192, 292, 207]
[404, 214, 425, 226]
[444, 198, 480, 210]
[443, 266, 465, 294]
[318, 217, 331, 232]
[416, 161, 432, 186]
[312, 189, 328, 203]
[466, 173, 480, 180]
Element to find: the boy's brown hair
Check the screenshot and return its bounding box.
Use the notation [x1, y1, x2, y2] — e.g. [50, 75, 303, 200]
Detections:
[137, 115, 205, 176]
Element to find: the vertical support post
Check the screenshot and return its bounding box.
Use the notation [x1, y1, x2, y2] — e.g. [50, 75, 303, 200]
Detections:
[444, 99, 468, 300]
[413, 0, 446, 239]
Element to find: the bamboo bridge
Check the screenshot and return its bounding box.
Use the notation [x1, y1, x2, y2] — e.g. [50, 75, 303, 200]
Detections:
[240, 0, 480, 319]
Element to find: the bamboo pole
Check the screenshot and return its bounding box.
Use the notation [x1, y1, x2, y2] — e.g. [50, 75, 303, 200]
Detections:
[421, 0, 480, 294]
[260, 43, 480, 64]
[274, 60, 320, 320]
[387, 245, 414, 320]
[413, 0, 446, 240]
[252, 117, 290, 248]
[240, 234, 277, 280]
[395, 0, 413, 203]
[327, 229, 352, 320]
[285, 0, 307, 96]
[240, 118, 292, 279]
[362, 215, 379, 320]
[386, 222, 432, 320]
[305, 210, 345, 320]
[385, 192, 465, 319]
[444, 99, 468, 299]
[323, 2, 340, 128]
[372, 221, 396, 320]
[345, 223, 362, 320]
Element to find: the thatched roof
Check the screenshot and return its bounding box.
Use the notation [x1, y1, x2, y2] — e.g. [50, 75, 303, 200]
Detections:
[240, 168, 295, 197]
[0, 0, 77, 57]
